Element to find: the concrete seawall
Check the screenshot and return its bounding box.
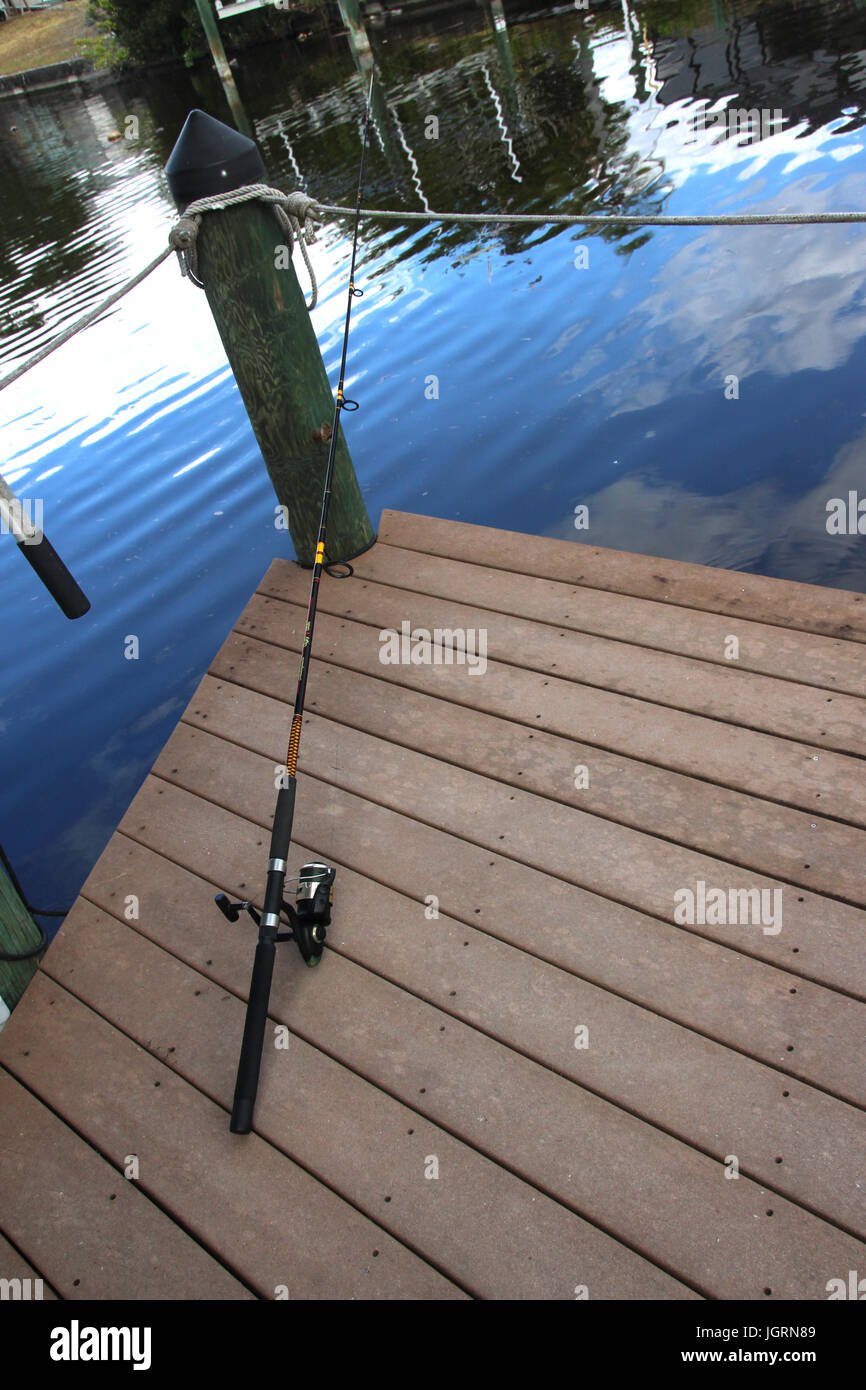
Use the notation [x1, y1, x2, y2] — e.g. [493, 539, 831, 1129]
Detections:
[0, 55, 99, 98]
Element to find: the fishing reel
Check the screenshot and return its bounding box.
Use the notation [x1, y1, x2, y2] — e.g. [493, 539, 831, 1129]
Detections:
[292, 862, 335, 964]
[215, 862, 335, 968]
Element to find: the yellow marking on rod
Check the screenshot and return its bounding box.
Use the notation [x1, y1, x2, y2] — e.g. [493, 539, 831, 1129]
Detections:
[315, 542, 325, 565]
[285, 713, 303, 776]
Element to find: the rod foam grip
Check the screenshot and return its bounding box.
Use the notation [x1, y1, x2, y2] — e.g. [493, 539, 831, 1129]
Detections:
[269, 780, 297, 861]
[230, 938, 276, 1134]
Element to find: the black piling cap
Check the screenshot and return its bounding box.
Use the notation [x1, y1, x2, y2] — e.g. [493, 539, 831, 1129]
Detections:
[166, 109, 265, 211]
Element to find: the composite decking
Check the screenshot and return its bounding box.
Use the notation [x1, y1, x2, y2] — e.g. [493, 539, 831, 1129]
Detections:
[1, 508, 865, 1299]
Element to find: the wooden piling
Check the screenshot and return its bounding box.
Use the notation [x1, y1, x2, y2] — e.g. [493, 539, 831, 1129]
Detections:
[167, 112, 375, 568]
[0, 861, 43, 1018]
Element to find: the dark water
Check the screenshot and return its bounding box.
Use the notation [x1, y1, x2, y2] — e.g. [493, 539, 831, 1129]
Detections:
[1, 0, 865, 928]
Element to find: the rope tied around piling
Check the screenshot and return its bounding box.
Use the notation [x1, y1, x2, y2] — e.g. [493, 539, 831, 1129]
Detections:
[168, 185, 325, 307]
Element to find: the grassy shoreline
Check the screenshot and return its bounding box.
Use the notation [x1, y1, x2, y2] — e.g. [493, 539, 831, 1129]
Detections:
[0, 0, 92, 78]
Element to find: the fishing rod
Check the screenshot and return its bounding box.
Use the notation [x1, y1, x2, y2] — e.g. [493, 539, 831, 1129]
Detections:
[216, 64, 376, 1136]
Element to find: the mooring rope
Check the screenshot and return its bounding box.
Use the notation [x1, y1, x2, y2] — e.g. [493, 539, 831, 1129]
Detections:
[0, 246, 173, 394]
[2, 196, 866, 394]
[322, 204, 866, 228]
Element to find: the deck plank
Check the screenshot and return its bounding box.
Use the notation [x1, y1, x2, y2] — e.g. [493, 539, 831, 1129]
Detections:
[39, 903, 689, 1300]
[259, 561, 866, 755]
[211, 632, 866, 904]
[156, 714, 866, 1001]
[75, 794, 866, 1298]
[232, 592, 866, 827]
[378, 510, 866, 642]
[118, 765, 866, 1241]
[84, 828, 866, 1119]
[0, 1232, 56, 1299]
[0, 1069, 250, 1300]
[340, 544, 866, 695]
[2, 974, 464, 1302]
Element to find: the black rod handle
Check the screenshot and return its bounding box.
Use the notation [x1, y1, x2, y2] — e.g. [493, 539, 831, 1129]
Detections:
[230, 938, 276, 1134]
[17, 534, 90, 619]
[230, 780, 296, 1133]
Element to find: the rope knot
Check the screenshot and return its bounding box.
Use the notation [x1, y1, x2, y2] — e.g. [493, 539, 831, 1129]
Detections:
[168, 216, 200, 250]
[283, 192, 324, 239]
[168, 186, 322, 306]
[168, 212, 203, 283]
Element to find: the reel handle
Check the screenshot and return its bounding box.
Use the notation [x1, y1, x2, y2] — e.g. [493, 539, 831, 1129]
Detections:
[214, 893, 240, 922]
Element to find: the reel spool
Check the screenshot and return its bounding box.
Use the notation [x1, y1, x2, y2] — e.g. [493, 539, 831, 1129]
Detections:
[214, 861, 336, 967]
[294, 862, 335, 966]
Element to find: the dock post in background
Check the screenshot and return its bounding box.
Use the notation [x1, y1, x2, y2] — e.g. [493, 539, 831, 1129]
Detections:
[0, 860, 43, 1024]
[339, 0, 404, 184]
[166, 111, 374, 566]
[338, 0, 373, 63]
[193, 0, 254, 138]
